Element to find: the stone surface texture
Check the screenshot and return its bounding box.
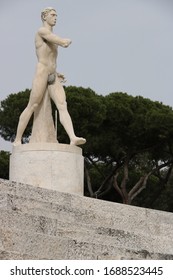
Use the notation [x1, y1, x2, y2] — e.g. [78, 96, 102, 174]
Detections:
[10, 143, 83, 195]
[0, 179, 173, 260]
[30, 88, 57, 143]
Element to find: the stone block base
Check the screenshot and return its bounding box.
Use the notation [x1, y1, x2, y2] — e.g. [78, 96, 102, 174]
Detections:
[9, 143, 84, 195]
[0, 179, 173, 259]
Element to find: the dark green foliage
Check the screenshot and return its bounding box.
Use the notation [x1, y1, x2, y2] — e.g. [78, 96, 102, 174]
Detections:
[0, 89, 31, 142]
[1, 87, 173, 212]
[0, 150, 10, 179]
[103, 93, 173, 157]
[51, 86, 107, 152]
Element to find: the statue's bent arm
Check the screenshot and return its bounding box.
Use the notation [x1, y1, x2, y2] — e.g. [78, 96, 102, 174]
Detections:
[38, 27, 71, 47]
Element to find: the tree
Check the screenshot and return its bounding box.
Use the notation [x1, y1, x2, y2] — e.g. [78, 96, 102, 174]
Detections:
[83, 93, 173, 209]
[0, 150, 10, 179]
[0, 89, 31, 142]
[1, 88, 173, 211]
[0, 86, 106, 146]
[60, 86, 107, 152]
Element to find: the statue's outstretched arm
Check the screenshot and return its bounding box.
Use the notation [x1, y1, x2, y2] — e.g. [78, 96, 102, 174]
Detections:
[38, 27, 71, 48]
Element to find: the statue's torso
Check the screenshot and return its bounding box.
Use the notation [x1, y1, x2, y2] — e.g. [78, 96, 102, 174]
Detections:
[35, 32, 57, 74]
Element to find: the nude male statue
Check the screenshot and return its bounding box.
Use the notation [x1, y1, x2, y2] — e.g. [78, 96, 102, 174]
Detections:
[14, 7, 86, 146]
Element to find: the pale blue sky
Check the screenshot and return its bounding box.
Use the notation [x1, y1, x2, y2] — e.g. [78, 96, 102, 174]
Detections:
[0, 0, 173, 151]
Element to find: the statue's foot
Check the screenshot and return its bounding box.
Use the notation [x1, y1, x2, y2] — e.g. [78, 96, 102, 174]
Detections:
[13, 140, 22, 146]
[70, 137, 86, 146]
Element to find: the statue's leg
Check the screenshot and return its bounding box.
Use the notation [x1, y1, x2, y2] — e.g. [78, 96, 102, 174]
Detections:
[13, 103, 37, 146]
[30, 87, 57, 143]
[14, 70, 48, 145]
[48, 77, 86, 146]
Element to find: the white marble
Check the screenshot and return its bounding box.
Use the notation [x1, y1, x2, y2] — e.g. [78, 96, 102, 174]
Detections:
[10, 143, 84, 195]
[1, 179, 173, 260]
[14, 7, 86, 146]
[30, 89, 57, 143]
[10, 7, 86, 196]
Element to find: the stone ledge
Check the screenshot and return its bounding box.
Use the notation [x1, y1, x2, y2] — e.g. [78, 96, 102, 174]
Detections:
[0, 179, 173, 259]
[12, 143, 82, 155]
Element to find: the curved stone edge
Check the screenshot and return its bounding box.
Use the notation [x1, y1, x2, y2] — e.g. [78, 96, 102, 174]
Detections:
[12, 143, 82, 155]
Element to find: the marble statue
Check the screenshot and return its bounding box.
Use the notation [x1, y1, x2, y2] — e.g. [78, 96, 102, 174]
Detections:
[14, 7, 86, 146]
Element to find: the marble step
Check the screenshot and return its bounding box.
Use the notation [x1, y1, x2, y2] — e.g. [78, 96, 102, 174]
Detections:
[0, 198, 172, 257]
[0, 179, 173, 240]
[0, 179, 173, 259]
[0, 226, 172, 260]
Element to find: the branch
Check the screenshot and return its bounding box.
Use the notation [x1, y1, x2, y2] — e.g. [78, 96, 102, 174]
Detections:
[84, 164, 94, 197]
[119, 159, 129, 203]
[87, 155, 105, 179]
[128, 176, 146, 198]
[113, 172, 123, 198]
[113, 172, 130, 204]
[94, 162, 123, 196]
[164, 165, 173, 184]
[96, 179, 113, 198]
[130, 173, 151, 202]
[120, 159, 129, 190]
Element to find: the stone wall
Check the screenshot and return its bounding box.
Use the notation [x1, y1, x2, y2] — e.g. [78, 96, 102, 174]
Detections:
[0, 179, 173, 259]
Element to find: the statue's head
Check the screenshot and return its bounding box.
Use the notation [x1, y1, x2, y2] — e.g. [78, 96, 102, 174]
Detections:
[41, 7, 57, 22]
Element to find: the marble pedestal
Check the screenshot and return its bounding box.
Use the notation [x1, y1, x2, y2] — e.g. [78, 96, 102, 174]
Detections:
[10, 143, 84, 195]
